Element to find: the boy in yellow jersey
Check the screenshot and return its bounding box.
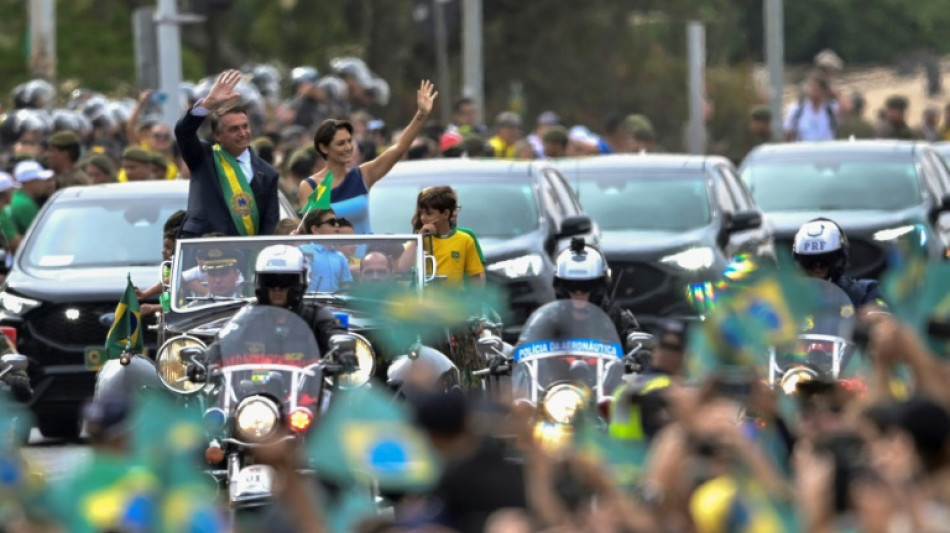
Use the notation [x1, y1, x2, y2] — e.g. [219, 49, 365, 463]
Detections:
[405, 186, 485, 288]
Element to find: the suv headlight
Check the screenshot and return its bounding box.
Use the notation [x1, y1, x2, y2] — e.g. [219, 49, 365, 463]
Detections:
[661, 247, 715, 271]
[872, 225, 917, 242]
[0, 291, 41, 316]
[235, 397, 280, 442]
[487, 254, 544, 278]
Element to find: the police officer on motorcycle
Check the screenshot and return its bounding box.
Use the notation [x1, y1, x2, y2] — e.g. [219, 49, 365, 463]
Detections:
[792, 218, 884, 308]
[254, 244, 349, 356]
[553, 237, 640, 341]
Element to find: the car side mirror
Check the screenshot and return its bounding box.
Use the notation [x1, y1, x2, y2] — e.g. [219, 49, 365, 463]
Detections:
[728, 210, 762, 232]
[1, 353, 27, 372]
[557, 215, 592, 239]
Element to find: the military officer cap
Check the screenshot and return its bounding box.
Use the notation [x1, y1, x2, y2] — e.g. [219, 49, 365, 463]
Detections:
[885, 95, 909, 110]
[197, 246, 242, 271]
[47, 130, 82, 149]
[122, 146, 154, 164]
[750, 106, 772, 122]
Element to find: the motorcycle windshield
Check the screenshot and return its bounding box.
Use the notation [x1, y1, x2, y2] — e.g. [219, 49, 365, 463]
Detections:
[213, 305, 322, 410]
[512, 300, 624, 402]
[774, 278, 857, 377]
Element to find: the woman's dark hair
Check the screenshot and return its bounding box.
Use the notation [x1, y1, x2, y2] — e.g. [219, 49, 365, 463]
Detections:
[313, 119, 354, 158]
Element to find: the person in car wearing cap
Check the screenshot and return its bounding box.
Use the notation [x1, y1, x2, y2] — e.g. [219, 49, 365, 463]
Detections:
[190, 245, 247, 303]
[8, 159, 55, 235]
[46, 130, 91, 189]
[121, 146, 156, 182]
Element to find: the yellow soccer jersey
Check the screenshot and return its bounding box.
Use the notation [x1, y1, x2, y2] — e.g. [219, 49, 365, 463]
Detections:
[426, 230, 484, 287]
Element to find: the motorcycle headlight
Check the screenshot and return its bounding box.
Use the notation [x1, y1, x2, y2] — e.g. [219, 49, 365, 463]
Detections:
[0, 291, 40, 316]
[542, 384, 587, 424]
[338, 333, 376, 389]
[661, 247, 715, 271]
[156, 335, 206, 394]
[872, 225, 916, 242]
[235, 397, 280, 442]
[487, 254, 544, 278]
[780, 367, 818, 395]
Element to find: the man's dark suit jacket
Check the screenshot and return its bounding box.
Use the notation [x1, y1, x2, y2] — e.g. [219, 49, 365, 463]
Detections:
[175, 109, 279, 238]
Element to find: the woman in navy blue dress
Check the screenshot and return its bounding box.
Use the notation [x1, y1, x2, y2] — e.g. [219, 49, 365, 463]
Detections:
[298, 79, 438, 235]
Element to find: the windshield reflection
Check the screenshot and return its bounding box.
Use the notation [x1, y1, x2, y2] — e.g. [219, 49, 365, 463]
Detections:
[171, 235, 423, 313]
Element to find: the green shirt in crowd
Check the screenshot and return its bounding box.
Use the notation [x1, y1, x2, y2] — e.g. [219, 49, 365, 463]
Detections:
[7, 190, 39, 235]
[0, 210, 18, 246]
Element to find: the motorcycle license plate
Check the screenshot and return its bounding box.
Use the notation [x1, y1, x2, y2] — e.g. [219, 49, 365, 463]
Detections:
[84, 346, 106, 371]
[231, 464, 276, 502]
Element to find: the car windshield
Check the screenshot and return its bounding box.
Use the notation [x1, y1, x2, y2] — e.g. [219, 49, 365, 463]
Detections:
[170, 235, 424, 313]
[575, 171, 711, 231]
[370, 179, 540, 239]
[742, 157, 921, 211]
[22, 197, 182, 270]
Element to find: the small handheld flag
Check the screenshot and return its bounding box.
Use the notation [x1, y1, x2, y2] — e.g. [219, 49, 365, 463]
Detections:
[299, 172, 334, 215]
[104, 274, 144, 361]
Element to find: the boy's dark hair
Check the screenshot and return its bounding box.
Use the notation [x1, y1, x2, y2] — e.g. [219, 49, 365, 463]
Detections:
[337, 217, 354, 230]
[313, 119, 354, 158]
[416, 186, 457, 214]
[163, 210, 187, 234]
[302, 208, 335, 233]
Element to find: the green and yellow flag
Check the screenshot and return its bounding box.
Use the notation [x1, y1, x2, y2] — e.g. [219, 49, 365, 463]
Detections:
[104, 274, 144, 360]
[299, 172, 334, 215]
[306, 386, 441, 492]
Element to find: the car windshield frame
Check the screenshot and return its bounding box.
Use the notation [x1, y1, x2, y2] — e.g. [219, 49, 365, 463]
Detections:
[170, 234, 425, 314]
[19, 194, 185, 272]
[742, 153, 923, 212]
[369, 176, 542, 239]
[572, 169, 713, 232]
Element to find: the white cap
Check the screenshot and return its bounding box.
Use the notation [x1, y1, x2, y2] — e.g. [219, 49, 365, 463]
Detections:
[0, 172, 17, 193]
[13, 160, 54, 183]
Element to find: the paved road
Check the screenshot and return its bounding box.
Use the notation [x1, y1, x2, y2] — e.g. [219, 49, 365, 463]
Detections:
[21, 429, 92, 483]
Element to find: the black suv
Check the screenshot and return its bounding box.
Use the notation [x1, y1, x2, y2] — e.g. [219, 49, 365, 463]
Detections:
[741, 141, 950, 279]
[554, 154, 773, 325]
[368, 159, 597, 337]
[0, 181, 298, 438]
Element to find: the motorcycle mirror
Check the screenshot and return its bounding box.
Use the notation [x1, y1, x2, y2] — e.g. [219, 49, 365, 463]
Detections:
[0, 353, 27, 371]
[180, 346, 206, 363]
[626, 332, 656, 351]
[329, 334, 357, 358]
[477, 337, 503, 350]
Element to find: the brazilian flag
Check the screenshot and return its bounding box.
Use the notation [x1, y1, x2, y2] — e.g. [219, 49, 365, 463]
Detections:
[307, 386, 441, 492]
[104, 274, 144, 360]
[299, 172, 334, 215]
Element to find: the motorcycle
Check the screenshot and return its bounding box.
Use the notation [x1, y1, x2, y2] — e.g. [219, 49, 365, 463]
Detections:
[768, 278, 861, 394]
[154, 304, 369, 509]
[476, 300, 627, 451]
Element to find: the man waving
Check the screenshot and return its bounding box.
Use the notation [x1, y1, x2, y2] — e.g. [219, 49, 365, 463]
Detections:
[175, 69, 278, 237]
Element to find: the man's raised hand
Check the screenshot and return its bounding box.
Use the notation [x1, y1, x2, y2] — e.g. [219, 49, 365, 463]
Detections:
[204, 69, 243, 111]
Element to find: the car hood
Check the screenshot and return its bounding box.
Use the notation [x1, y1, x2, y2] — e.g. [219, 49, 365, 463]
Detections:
[4, 265, 159, 302]
[599, 227, 711, 257]
[765, 209, 923, 238]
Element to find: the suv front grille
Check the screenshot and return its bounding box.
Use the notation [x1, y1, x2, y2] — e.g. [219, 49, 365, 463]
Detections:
[29, 303, 157, 348]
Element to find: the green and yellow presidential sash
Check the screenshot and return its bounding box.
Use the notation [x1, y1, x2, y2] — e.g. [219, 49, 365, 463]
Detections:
[212, 144, 259, 236]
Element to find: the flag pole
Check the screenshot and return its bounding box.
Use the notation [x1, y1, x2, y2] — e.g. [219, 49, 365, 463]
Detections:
[296, 206, 312, 233]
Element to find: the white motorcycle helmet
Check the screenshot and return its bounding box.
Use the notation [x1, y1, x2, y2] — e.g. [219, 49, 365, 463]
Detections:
[553, 237, 609, 302]
[254, 245, 310, 309]
[792, 218, 849, 279]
